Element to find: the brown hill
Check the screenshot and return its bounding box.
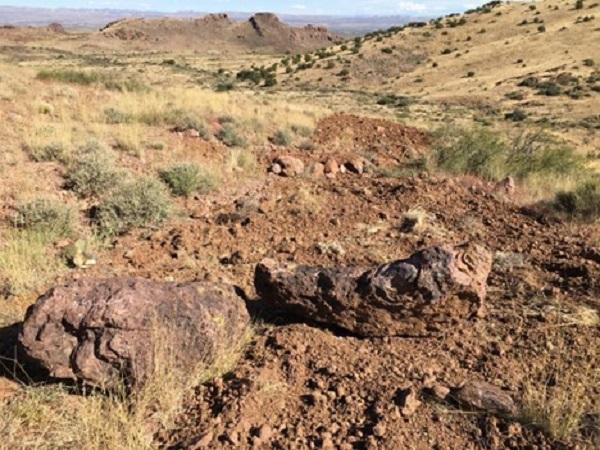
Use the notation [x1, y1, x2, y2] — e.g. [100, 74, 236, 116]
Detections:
[279, 0, 600, 134]
[99, 12, 339, 53]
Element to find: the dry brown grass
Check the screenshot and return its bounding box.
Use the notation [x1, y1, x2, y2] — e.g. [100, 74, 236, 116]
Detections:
[519, 300, 600, 445]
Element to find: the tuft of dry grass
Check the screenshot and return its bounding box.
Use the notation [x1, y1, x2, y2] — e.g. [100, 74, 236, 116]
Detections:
[0, 229, 64, 298]
[519, 302, 600, 445]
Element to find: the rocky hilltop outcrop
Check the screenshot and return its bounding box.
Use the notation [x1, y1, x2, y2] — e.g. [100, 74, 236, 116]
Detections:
[99, 12, 338, 52]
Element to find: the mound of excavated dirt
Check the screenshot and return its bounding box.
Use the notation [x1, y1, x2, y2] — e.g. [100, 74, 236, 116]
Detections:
[313, 113, 429, 164]
[78, 162, 599, 448]
[99, 13, 338, 53]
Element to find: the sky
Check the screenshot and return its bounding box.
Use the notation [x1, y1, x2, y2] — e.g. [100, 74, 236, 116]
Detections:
[1, 1, 485, 16]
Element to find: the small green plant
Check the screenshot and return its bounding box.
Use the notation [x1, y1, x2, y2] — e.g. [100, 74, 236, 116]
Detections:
[537, 81, 562, 96]
[575, 0, 584, 10]
[271, 129, 292, 146]
[65, 141, 121, 198]
[13, 199, 73, 239]
[216, 124, 246, 147]
[159, 163, 218, 197]
[505, 109, 527, 122]
[95, 177, 171, 236]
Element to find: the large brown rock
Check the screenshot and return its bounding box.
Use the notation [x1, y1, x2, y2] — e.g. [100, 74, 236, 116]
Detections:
[255, 243, 492, 337]
[19, 278, 250, 388]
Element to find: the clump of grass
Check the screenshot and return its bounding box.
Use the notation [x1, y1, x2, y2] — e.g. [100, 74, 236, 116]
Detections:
[28, 142, 69, 163]
[37, 70, 146, 92]
[0, 229, 64, 297]
[104, 107, 132, 125]
[159, 163, 219, 197]
[271, 129, 292, 146]
[95, 177, 171, 236]
[432, 127, 584, 182]
[554, 178, 600, 220]
[13, 199, 73, 239]
[228, 149, 257, 173]
[216, 123, 246, 147]
[65, 141, 122, 198]
[36, 69, 105, 86]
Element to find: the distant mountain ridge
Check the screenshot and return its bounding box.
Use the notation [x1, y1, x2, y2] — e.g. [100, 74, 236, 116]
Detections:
[0, 5, 426, 35]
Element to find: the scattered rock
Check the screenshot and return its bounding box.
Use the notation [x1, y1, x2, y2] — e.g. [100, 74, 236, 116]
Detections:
[254, 242, 492, 337]
[324, 158, 339, 178]
[19, 278, 250, 388]
[270, 163, 282, 175]
[273, 156, 304, 177]
[453, 380, 517, 416]
[396, 387, 421, 416]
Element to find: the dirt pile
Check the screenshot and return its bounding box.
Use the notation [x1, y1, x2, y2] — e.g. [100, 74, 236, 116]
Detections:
[313, 113, 428, 164]
[99, 13, 338, 52]
[84, 160, 599, 448]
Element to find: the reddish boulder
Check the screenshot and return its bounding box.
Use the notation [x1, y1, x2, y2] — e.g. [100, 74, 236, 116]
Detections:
[19, 278, 250, 388]
[255, 243, 492, 337]
[273, 156, 304, 177]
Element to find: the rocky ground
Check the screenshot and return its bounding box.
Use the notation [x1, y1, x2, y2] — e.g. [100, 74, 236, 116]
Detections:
[1, 109, 599, 449]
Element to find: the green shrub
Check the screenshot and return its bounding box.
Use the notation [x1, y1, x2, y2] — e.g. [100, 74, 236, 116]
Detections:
[216, 124, 246, 147]
[159, 163, 218, 197]
[271, 129, 292, 146]
[95, 178, 171, 236]
[13, 198, 73, 238]
[432, 127, 584, 181]
[537, 81, 561, 96]
[555, 179, 600, 220]
[65, 141, 121, 197]
[28, 142, 69, 163]
[505, 109, 527, 122]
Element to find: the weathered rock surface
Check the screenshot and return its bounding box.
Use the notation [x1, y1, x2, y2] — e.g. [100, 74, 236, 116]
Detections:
[453, 380, 517, 416]
[273, 156, 304, 177]
[19, 278, 250, 388]
[255, 243, 492, 337]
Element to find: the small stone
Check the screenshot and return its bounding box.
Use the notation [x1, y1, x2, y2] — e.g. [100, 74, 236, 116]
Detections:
[324, 158, 338, 177]
[432, 384, 450, 400]
[398, 387, 421, 416]
[453, 380, 516, 416]
[271, 163, 282, 174]
[373, 422, 386, 437]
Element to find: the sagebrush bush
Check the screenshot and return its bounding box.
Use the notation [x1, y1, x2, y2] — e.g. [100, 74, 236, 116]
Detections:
[65, 141, 121, 197]
[271, 129, 292, 146]
[217, 124, 246, 147]
[160, 163, 218, 197]
[432, 127, 584, 181]
[554, 179, 600, 220]
[13, 199, 73, 238]
[28, 142, 69, 163]
[95, 178, 171, 236]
